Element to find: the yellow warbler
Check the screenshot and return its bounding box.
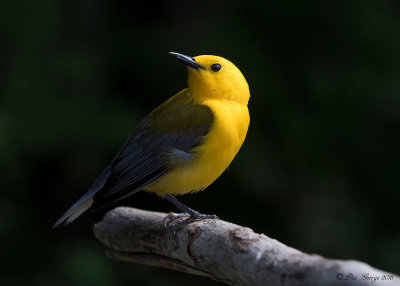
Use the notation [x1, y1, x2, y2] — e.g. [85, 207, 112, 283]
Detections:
[53, 52, 250, 228]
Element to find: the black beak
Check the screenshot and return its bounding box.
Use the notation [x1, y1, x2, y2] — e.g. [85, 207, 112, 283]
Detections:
[169, 52, 205, 70]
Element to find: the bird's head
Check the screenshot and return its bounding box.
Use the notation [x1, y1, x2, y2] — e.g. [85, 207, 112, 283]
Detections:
[170, 52, 250, 105]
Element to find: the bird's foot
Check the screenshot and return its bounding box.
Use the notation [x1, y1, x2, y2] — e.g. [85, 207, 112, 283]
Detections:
[162, 211, 218, 234]
[162, 212, 189, 228]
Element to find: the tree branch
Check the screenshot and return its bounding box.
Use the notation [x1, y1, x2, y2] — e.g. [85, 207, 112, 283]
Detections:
[93, 207, 399, 286]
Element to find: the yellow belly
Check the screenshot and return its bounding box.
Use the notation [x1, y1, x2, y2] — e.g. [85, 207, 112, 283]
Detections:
[143, 99, 249, 196]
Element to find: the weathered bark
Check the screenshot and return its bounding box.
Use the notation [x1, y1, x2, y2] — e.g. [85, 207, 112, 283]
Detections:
[93, 207, 399, 286]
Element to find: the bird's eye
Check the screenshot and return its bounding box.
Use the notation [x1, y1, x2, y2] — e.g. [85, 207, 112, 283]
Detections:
[211, 63, 221, 72]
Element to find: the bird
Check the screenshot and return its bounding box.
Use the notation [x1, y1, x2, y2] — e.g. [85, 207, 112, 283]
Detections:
[53, 52, 250, 229]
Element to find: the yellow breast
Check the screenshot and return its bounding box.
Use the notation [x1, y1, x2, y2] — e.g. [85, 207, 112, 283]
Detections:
[144, 99, 249, 196]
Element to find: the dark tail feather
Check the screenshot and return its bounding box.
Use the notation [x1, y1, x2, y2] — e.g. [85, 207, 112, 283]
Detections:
[52, 166, 112, 229]
[52, 193, 94, 228]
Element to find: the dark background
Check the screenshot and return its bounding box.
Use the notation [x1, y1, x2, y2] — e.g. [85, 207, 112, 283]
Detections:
[1, 0, 399, 285]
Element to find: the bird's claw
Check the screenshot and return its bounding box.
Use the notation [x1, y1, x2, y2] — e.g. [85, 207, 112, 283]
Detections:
[162, 212, 189, 228]
[162, 212, 219, 234]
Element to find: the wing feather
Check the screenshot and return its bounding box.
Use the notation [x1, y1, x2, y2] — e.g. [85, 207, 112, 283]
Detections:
[91, 89, 214, 208]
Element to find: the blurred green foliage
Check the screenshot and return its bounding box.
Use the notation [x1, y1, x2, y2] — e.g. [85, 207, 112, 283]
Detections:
[1, 0, 399, 285]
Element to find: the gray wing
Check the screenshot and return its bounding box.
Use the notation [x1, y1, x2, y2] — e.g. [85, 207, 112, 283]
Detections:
[90, 96, 214, 208]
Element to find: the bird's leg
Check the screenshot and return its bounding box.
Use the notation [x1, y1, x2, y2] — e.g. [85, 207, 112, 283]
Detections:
[162, 194, 218, 231]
